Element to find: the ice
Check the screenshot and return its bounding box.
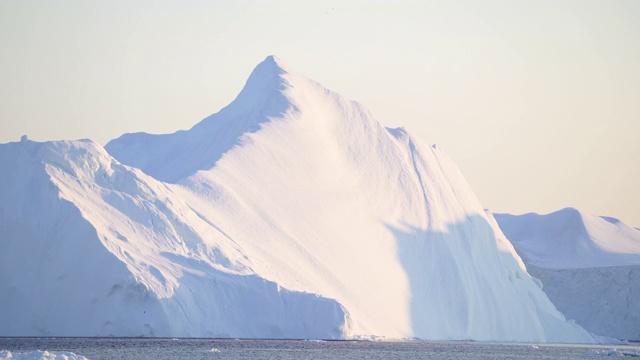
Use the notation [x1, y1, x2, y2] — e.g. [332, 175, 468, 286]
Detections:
[0, 56, 596, 342]
[494, 208, 640, 340]
[494, 208, 640, 269]
[582, 347, 640, 357]
[584, 348, 622, 356]
[0, 350, 88, 360]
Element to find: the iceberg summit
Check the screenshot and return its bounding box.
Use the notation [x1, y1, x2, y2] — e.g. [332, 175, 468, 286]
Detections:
[0, 56, 595, 342]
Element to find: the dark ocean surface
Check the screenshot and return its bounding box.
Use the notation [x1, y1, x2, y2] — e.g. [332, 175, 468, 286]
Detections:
[1, 337, 638, 359]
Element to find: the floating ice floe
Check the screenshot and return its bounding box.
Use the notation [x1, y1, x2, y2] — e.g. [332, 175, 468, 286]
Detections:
[0, 350, 89, 360]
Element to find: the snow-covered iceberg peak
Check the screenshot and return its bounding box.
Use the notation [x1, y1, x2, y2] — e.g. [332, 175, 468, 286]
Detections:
[235, 55, 290, 100]
[106, 55, 306, 183]
[199, 55, 293, 123]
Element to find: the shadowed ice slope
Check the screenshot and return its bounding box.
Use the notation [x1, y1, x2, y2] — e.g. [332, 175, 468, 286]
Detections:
[0, 139, 346, 338]
[494, 209, 640, 340]
[103, 56, 594, 342]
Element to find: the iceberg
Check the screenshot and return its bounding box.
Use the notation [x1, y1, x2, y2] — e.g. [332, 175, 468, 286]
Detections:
[0, 56, 596, 342]
[494, 208, 640, 340]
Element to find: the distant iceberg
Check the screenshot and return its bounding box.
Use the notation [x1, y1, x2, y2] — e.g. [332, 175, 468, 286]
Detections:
[494, 208, 640, 340]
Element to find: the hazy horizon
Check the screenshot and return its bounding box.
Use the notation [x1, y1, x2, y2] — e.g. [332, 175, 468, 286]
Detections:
[1, 1, 638, 226]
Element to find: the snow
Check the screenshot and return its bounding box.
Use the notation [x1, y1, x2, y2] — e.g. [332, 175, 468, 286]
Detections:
[494, 208, 640, 269]
[1, 55, 595, 342]
[0, 139, 345, 338]
[106, 55, 292, 184]
[494, 208, 640, 340]
[0, 350, 88, 360]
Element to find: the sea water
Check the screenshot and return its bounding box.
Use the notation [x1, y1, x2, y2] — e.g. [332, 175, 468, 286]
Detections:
[1, 338, 638, 360]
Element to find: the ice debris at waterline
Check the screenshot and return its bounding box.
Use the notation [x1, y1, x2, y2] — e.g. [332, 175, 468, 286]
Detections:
[584, 347, 640, 357]
[0, 55, 595, 342]
[0, 350, 89, 360]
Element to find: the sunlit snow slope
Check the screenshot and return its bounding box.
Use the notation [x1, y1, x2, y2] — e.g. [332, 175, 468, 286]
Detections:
[494, 208, 640, 340]
[1, 56, 594, 342]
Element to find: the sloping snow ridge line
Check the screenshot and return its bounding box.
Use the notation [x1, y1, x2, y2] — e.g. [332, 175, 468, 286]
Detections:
[1, 55, 594, 342]
[494, 208, 640, 340]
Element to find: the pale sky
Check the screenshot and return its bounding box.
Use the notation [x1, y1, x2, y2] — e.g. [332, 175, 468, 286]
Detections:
[1, 1, 638, 226]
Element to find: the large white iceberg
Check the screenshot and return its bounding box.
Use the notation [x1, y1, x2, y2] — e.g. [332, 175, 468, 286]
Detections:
[0, 56, 594, 342]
